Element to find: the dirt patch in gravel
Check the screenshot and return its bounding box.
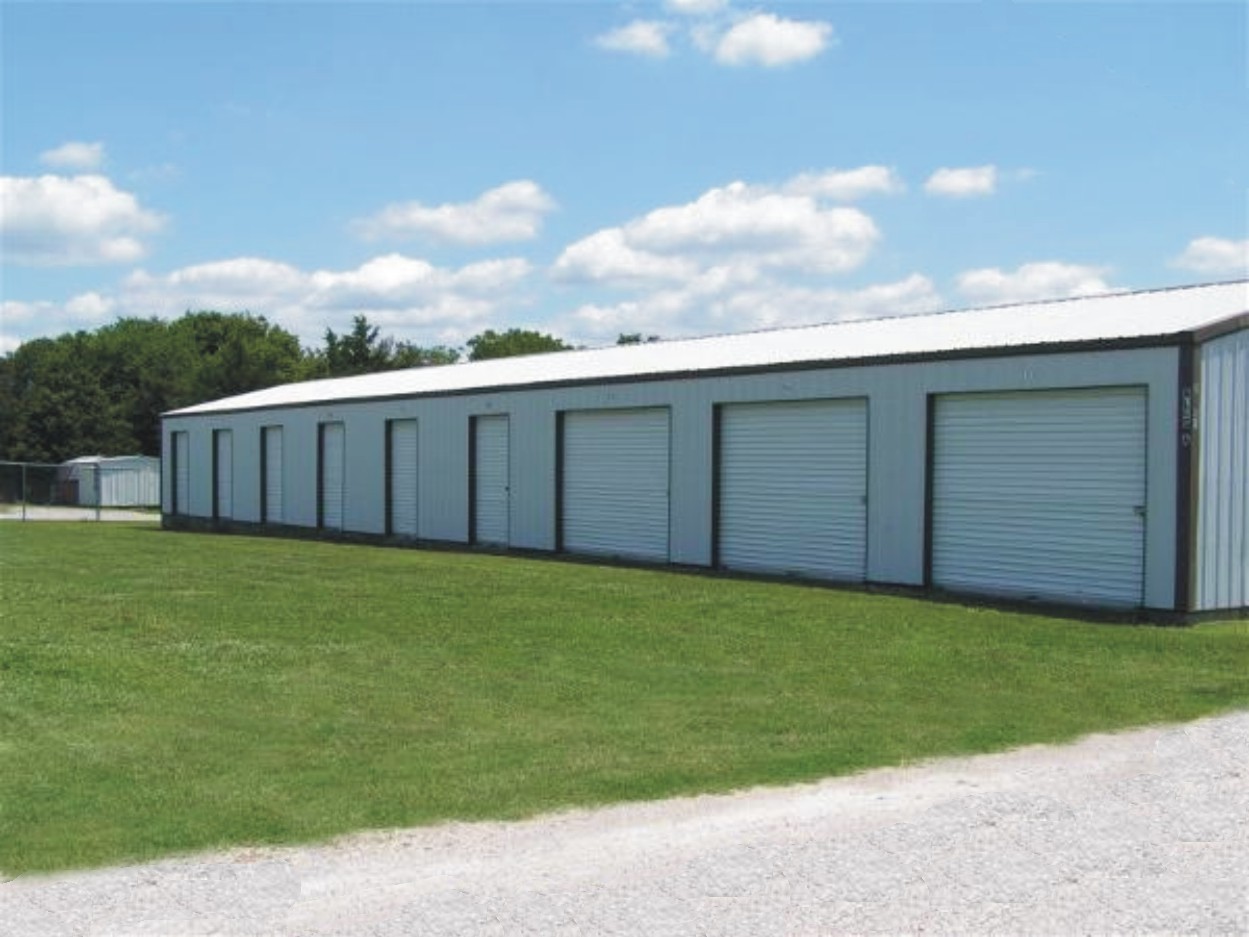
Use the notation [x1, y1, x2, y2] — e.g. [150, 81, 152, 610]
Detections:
[4, 710, 1247, 935]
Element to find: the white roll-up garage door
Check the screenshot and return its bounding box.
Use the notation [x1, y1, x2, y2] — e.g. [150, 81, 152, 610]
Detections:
[320, 422, 345, 530]
[214, 429, 233, 520]
[562, 408, 670, 562]
[389, 419, 419, 538]
[718, 398, 867, 579]
[473, 415, 510, 545]
[174, 431, 189, 515]
[931, 387, 1147, 607]
[263, 426, 283, 524]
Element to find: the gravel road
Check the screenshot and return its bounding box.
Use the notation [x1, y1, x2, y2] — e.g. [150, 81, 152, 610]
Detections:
[5, 710, 1247, 936]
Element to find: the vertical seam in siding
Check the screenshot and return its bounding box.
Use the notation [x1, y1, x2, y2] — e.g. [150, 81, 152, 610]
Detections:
[384, 419, 394, 537]
[316, 423, 325, 530]
[260, 428, 268, 524]
[710, 403, 722, 569]
[1175, 342, 1196, 611]
[554, 411, 565, 553]
[467, 416, 478, 544]
[923, 394, 936, 587]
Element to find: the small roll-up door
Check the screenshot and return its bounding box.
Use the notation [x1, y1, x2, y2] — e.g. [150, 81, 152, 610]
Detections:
[389, 419, 419, 537]
[214, 429, 233, 520]
[718, 399, 867, 579]
[473, 415, 510, 545]
[173, 432, 190, 515]
[263, 426, 283, 523]
[562, 408, 670, 562]
[931, 387, 1147, 607]
[320, 422, 345, 530]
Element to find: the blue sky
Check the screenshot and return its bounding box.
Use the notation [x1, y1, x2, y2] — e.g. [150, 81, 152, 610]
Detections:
[2, 1, 1246, 354]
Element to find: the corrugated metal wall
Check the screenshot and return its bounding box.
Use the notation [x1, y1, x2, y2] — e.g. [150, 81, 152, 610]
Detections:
[717, 399, 867, 580]
[931, 388, 1147, 607]
[1195, 329, 1249, 611]
[162, 345, 1186, 610]
[562, 407, 671, 562]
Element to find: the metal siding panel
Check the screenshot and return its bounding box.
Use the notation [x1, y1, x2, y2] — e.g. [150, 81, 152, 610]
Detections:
[321, 422, 345, 530]
[932, 387, 1147, 607]
[174, 432, 190, 515]
[719, 399, 867, 579]
[264, 427, 284, 523]
[474, 414, 510, 545]
[1196, 330, 1249, 610]
[214, 430, 233, 519]
[389, 419, 419, 537]
[563, 408, 670, 561]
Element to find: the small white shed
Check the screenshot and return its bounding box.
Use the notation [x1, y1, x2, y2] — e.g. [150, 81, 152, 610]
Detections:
[61, 456, 161, 507]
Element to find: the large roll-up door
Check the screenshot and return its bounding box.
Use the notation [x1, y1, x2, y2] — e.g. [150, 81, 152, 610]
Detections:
[562, 408, 670, 562]
[931, 387, 1147, 607]
[263, 426, 283, 524]
[214, 429, 233, 520]
[388, 419, 419, 538]
[473, 415, 510, 545]
[718, 398, 867, 579]
[320, 422, 345, 530]
[173, 431, 189, 515]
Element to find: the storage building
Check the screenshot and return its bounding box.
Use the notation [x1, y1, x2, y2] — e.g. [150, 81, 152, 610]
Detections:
[162, 281, 1248, 616]
[61, 455, 161, 507]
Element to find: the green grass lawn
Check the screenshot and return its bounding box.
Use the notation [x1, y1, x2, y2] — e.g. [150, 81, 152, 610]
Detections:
[1, 523, 1246, 875]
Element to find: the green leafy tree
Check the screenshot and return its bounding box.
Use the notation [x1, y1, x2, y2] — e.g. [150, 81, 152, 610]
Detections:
[171, 311, 305, 402]
[312, 315, 460, 377]
[466, 328, 570, 361]
[3, 334, 133, 462]
[616, 333, 661, 345]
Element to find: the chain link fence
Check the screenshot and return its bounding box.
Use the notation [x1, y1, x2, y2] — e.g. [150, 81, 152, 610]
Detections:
[0, 458, 161, 521]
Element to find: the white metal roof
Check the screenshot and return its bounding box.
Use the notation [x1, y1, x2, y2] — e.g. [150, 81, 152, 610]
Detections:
[63, 455, 161, 465]
[169, 280, 1248, 416]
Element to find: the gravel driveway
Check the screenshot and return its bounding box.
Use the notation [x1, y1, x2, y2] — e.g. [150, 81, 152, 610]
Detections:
[5, 710, 1247, 936]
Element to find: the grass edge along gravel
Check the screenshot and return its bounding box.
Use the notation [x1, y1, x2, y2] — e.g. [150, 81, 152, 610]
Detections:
[1, 523, 1246, 875]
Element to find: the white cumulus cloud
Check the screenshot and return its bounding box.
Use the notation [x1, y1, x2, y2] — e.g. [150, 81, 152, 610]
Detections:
[561, 273, 942, 344]
[594, 20, 673, 58]
[116, 253, 535, 347]
[0, 292, 118, 352]
[352, 180, 556, 246]
[783, 166, 904, 201]
[713, 13, 833, 67]
[956, 262, 1113, 305]
[548, 169, 932, 343]
[39, 141, 105, 171]
[924, 165, 998, 198]
[0, 174, 164, 265]
[665, 0, 726, 13]
[554, 175, 879, 290]
[1171, 236, 1249, 276]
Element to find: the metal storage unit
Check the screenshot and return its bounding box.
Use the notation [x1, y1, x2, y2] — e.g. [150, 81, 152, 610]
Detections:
[1195, 328, 1249, 610]
[59, 455, 161, 507]
[173, 432, 190, 515]
[213, 429, 233, 520]
[262, 426, 283, 523]
[388, 419, 419, 538]
[159, 282, 1248, 617]
[930, 387, 1148, 607]
[717, 399, 867, 579]
[561, 407, 671, 562]
[472, 414, 510, 545]
[319, 422, 345, 530]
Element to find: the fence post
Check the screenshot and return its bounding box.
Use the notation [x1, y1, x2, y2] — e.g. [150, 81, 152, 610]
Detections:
[95, 464, 102, 522]
[20, 462, 27, 522]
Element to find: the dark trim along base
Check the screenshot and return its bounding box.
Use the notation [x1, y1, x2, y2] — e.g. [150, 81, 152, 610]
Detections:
[159, 514, 1246, 625]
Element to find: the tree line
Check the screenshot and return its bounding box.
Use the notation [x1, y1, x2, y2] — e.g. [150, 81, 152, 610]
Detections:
[0, 312, 571, 463]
